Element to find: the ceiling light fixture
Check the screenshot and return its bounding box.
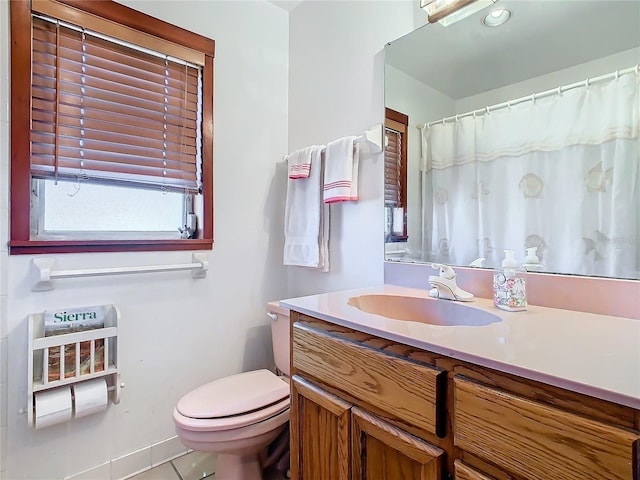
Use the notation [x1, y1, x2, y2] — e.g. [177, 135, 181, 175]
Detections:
[483, 8, 511, 27]
[420, 0, 498, 26]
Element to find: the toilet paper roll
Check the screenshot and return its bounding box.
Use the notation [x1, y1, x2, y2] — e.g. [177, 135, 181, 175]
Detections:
[73, 378, 109, 419]
[392, 207, 404, 234]
[35, 386, 72, 429]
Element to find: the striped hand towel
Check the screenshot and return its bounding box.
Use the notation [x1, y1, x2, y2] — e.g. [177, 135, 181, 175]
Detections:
[287, 146, 320, 179]
[323, 136, 359, 203]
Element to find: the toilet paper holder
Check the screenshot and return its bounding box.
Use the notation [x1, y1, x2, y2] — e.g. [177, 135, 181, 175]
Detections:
[27, 304, 122, 428]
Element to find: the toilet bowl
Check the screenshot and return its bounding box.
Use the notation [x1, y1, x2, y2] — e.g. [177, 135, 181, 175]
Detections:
[173, 302, 290, 480]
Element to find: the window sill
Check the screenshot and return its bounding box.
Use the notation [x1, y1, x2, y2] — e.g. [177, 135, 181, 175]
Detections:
[385, 235, 408, 243]
[9, 239, 213, 255]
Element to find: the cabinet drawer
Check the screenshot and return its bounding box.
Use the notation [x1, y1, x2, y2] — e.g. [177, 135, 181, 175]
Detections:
[453, 460, 494, 480]
[293, 322, 444, 436]
[454, 377, 640, 480]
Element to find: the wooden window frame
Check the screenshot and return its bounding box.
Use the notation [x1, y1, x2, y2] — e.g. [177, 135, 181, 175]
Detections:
[9, 0, 215, 254]
[384, 107, 408, 243]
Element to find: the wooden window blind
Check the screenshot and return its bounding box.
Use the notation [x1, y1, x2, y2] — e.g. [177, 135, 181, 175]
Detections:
[31, 16, 202, 193]
[385, 108, 409, 242]
[10, 0, 215, 254]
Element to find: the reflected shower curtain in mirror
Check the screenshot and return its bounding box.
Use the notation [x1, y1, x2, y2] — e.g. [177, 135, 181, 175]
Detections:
[420, 72, 639, 278]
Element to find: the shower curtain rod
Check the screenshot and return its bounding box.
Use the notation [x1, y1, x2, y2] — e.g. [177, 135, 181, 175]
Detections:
[417, 64, 639, 129]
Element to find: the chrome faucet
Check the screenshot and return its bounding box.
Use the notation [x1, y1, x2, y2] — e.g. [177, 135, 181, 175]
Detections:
[428, 264, 475, 302]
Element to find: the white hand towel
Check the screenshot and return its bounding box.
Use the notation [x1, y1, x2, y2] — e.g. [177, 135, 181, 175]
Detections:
[283, 145, 329, 270]
[286, 146, 313, 179]
[323, 136, 360, 203]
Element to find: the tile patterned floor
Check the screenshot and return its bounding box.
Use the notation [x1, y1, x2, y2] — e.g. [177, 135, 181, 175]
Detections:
[128, 451, 215, 480]
[129, 451, 286, 480]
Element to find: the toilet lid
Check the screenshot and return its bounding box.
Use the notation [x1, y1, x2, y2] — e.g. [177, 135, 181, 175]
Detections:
[176, 369, 289, 419]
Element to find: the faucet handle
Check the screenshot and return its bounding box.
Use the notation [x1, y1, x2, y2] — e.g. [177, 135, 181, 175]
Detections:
[430, 263, 457, 280]
[469, 257, 486, 268]
[428, 263, 474, 302]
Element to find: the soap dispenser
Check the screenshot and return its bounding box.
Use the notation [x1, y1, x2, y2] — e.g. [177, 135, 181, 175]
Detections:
[523, 246, 544, 272]
[493, 250, 527, 311]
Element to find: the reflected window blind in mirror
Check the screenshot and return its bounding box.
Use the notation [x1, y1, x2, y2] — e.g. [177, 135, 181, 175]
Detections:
[385, 108, 408, 243]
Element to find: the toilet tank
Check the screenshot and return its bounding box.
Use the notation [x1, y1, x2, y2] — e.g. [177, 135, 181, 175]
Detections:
[267, 301, 290, 377]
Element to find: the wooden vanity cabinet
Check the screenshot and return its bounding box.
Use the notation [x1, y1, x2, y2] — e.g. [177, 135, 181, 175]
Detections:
[289, 311, 640, 480]
[290, 314, 445, 480]
[291, 375, 444, 480]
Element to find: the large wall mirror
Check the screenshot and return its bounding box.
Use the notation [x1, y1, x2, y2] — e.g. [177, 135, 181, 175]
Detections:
[384, 0, 640, 280]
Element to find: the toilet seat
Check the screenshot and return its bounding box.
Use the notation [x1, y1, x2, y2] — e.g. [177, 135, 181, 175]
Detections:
[173, 396, 289, 432]
[177, 369, 289, 419]
[174, 407, 290, 452]
[174, 369, 290, 432]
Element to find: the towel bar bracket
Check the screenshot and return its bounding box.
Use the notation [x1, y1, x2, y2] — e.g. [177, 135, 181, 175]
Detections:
[363, 123, 384, 154]
[282, 123, 384, 162]
[31, 253, 209, 291]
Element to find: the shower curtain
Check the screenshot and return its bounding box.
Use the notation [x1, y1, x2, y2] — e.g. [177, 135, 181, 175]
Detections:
[419, 72, 640, 278]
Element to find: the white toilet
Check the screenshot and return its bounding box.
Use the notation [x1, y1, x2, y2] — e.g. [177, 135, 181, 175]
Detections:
[173, 302, 291, 480]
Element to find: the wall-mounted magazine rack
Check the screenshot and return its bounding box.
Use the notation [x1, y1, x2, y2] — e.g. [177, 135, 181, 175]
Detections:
[27, 305, 121, 428]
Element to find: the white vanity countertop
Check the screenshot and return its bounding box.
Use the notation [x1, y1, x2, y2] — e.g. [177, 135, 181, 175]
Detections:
[281, 284, 640, 409]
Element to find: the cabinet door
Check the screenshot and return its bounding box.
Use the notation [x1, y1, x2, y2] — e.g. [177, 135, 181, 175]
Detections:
[352, 406, 443, 480]
[290, 375, 352, 480]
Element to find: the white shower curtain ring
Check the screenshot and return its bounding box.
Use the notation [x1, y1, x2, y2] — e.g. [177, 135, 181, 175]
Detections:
[557, 86, 562, 96]
[485, 106, 490, 114]
[585, 77, 590, 88]
[636, 64, 639, 75]
[455, 114, 459, 122]
[615, 70, 620, 80]
[507, 100, 511, 109]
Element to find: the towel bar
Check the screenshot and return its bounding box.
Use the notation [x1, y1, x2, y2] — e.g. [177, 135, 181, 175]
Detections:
[283, 123, 384, 162]
[31, 253, 208, 291]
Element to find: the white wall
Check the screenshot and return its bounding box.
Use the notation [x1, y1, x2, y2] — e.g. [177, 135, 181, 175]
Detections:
[0, 0, 428, 476]
[0, 1, 290, 478]
[0, 0, 9, 476]
[286, 0, 422, 296]
[384, 65, 455, 259]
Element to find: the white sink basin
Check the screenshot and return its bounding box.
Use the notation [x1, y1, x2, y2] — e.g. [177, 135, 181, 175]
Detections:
[347, 294, 501, 327]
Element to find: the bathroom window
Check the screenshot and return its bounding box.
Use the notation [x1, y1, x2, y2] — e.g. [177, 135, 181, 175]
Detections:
[384, 108, 408, 243]
[9, 0, 214, 254]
